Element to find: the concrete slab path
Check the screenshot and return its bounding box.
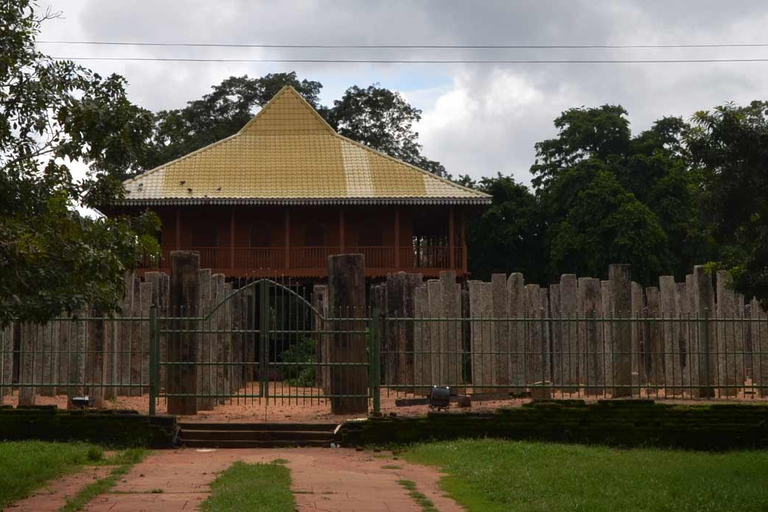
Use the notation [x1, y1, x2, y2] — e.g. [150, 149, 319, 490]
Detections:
[79, 447, 464, 512]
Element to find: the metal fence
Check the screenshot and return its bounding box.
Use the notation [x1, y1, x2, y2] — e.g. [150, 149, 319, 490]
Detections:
[2, 310, 767, 415]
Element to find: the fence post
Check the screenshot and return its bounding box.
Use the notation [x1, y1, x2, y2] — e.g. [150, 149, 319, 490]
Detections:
[370, 309, 382, 415]
[149, 305, 158, 416]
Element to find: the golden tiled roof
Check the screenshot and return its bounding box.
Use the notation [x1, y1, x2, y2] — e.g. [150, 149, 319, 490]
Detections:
[121, 86, 490, 205]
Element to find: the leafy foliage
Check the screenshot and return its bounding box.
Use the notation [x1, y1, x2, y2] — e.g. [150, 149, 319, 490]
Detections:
[0, 1, 159, 323]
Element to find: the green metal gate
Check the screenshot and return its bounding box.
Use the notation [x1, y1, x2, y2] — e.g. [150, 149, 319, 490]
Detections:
[150, 278, 379, 414]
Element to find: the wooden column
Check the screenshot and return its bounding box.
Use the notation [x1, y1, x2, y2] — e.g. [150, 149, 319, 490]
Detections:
[229, 207, 235, 270]
[175, 208, 181, 249]
[284, 208, 291, 269]
[328, 254, 367, 414]
[394, 208, 400, 268]
[448, 207, 456, 270]
[339, 208, 345, 253]
[461, 210, 468, 274]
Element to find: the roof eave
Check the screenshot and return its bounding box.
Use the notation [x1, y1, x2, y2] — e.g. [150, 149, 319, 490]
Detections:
[112, 196, 492, 207]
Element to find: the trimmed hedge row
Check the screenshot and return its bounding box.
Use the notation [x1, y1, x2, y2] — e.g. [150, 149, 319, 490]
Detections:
[0, 406, 178, 448]
[337, 400, 768, 451]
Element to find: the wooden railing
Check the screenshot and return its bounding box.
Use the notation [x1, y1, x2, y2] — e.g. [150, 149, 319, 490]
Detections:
[140, 246, 464, 275]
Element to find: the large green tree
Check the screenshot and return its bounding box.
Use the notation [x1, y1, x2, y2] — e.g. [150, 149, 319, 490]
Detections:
[688, 101, 768, 303]
[1, 1, 159, 323]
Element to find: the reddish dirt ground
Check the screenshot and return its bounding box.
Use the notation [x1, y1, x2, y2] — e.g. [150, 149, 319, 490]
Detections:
[6, 465, 113, 512]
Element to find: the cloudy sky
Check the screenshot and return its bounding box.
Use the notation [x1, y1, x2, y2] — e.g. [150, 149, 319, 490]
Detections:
[38, 0, 768, 184]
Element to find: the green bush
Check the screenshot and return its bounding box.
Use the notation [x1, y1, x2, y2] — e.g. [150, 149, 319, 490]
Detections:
[279, 337, 316, 387]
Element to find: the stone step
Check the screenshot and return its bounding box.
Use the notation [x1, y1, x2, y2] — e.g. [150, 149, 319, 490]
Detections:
[179, 422, 337, 432]
[181, 429, 334, 442]
[180, 439, 333, 449]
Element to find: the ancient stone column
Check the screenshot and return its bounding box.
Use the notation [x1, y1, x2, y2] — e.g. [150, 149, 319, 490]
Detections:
[426, 280, 442, 386]
[578, 278, 603, 396]
[38, 321, 56, 397]
[66, 310, 87, 409]
[601, 280, 613, 390]
[691, 266, 716, 398]
[469, 281, 493, 389]
[0, 323, 13, 403]
[630, 282, 646, 388]
[440, 271, 462, 387]
[86, 308, 107, 407]
[167, 251, 201, 415]
[507, 273, 526, 391]
[18, 323, 36, 406]
[750, 298, 768, 398]
[413, 283, 430, 391]
[524, 284, 549, 386]
[659, 276, 682, 395]
[312, 283, 330, 393]
[645, 286, 662, 391]
[609, 264, 633, 397]
[559, 275, 578, 389]
[219, 281, 234, 404]
[328, 254, 367, 414]
[491, 274, 509, 386]
[197, 269, 214, 410]
[677, 281, 691, 392]
[716, 270, 744, 397]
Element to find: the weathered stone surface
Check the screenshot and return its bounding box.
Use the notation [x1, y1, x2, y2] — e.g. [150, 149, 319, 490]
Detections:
[469, 281, 493, 388]
[716, 271, 744, 396]
[507, 273, 525, 390]
[491, 274, 509, 386]
[559, 275, 578, 387]
[751, 298, 768, 397]
[413, 284, 430, 389]
[692, 266, 716, 398]
[167, 251, 200, 416]
[524, 284, 549, 385]
[66, 310, 87, 409]
[659, 276, 683, 394]
[645, 287, 662, 389]
[427, 280, 442, 386]
[197, 269, 214, 410]
[313, 284, 331, 393]
[18, 323, 37, 406]
[440, 271, 462, 386]
[578, 278, 602, 396]
[601, 280, 612, 390]
[328, 254, 368, 414]
[609, 264, 633, 397]
[630, 282, 645, 387]
[0, 323, 12, 402]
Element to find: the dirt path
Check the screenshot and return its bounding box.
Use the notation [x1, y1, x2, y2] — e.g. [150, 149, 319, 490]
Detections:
[4, 466, 112, 512]
[76, 447, 463, 512]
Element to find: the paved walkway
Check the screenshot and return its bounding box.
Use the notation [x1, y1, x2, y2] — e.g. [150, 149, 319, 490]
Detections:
[5, 466, 112, 512]
[79, 448, 464, 512]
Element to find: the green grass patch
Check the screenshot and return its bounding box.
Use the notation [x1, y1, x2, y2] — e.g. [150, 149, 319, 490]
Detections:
[59, 448, 147, 512]
[396, 479, 438, 512]
[201, 460, 295, 512]
[0, 441, 105, 508]
[405, 439, 768, 512]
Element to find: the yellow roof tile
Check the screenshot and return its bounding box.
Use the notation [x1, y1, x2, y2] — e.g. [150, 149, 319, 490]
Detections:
[121, 86, 490, 205]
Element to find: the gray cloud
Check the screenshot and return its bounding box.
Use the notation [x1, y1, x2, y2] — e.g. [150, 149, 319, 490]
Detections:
[40, 0, 768, 183]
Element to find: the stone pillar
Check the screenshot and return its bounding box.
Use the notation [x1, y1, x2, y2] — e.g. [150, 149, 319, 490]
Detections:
[549, 283, 561, 388]
[630, 282, 646, 388]
[116, 272, 134, 396]
[507, 273, 526, 390]
[692, 266, 716, 397]
[66, 310, 87, 409]
[38, 321, 56, 397]
[219, 281, 233, 403]
[559, 275, 578, 388]
[401, 273, 422, 388]
[0, 323, 12, 403]
[601, 280, 613, 391]
[751, 299, 768, 397]
[524, 284, 549, 386]
[86, 308, 107, 407]
[18, 323, 36, 406]
[328, 254, 367, 414]
[426, 280, 442, 386]
[312, 284, 330, 393]
[167, 251, 200, 415]
[145, 272, 170, 391]
[491, 274, 509, 386]
[384, 274, 404, 386]
[645, 287, 662, 391]
[413, 284, 430, 390]
[440, 271, 462, 387]
[197, 269, 213, 410]
[609, 264, 633, 397]
[469, 281, 492, 389]
[677, 281, 691, 392]
[716, 271, 744, 397]
[578, 278, 603, 396]
[659, 276, 682, 395]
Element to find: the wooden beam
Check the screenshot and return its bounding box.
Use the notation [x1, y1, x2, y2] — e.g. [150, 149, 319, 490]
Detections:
[394, 207, 400, 268]
[461, 209, 468, 274]
[339, 208, 345, 253]
[284, 208, 291, 269]
[175, 208, 181, 249]
[229, 207, 235, 269]
[448, 207, 456, 269]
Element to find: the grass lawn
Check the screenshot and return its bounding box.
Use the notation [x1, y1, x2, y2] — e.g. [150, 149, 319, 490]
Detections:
[405, 439, 768, 512]
[201, 460, 295, 512]
[0, 441, 104, 508]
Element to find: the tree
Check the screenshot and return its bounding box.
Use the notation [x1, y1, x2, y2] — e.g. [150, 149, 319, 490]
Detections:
[688, 101, 768, 303]
[465, 174, 544, 281]
[143, 72, 323, 171]
[0, 1, 159, 323]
